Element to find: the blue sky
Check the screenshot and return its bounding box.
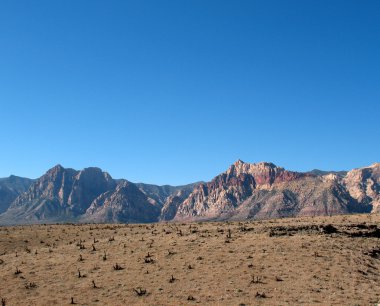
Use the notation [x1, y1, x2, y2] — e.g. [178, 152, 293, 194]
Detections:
[0, 0, 379, 185]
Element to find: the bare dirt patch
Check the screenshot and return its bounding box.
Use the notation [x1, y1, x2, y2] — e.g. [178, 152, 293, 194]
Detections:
[0, 214, 379, 305]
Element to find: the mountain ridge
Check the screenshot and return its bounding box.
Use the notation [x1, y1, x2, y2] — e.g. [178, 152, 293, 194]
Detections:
[0, 161, 379, 225]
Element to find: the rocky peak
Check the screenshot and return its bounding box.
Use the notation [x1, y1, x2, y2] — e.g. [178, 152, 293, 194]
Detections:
[44, 165, 61, 182]
[226, 161, 302, 186]
[46, 164, 65, 175]
[233, 159, 245, 166]
[67, 167, 116, 214]
[7, 175, 22, 182]
[73, 167, 114, 184]
[114, 180, 140, 193]
[344, 163, 380, 211]
[322, 173, 340, 182]
[229, 160, 277, 172]
[78, 167, 105, 175]
[345, 164, 379, 182]
[30, 165, 78, 201]
[0, 175, 33, 187]
[7, 165, 117, 220]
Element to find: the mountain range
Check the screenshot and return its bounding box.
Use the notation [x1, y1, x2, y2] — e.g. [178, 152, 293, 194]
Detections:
[0, 160, 379, 225]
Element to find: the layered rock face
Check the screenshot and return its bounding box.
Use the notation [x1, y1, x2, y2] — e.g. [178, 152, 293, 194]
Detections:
[0, 176, 33, 213]
[344, 163, 380, 213]
[68, 167, 116, 215]
[5, 165, 116, 222]
[160, 188, 196, 221]
[162, 161, 375, 221]
[161, 161, 306, 220]
[84, 181, 161, 223]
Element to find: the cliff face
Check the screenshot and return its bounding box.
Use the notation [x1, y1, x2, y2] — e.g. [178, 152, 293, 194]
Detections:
[160, 161, 306, 221]
[344, 163, 380, 213]
[4, 165, 116, 222]
[161, 161, 375, 221]
[84, 181, 161, 223]
[67, 167, 116, 215]
[159, 188, 196, 221]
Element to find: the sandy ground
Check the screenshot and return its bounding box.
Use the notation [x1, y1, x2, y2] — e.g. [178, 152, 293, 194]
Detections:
[0, 214, 379, 306]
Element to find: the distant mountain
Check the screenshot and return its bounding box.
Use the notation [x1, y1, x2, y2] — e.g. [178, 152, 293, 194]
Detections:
[0, 175, 34, 213]
[160, 185, 198, 221]
[308, 169, 348, 177]
[0, 165, 197, 225]
[2, 165, 116, 223]
[162, 160, 375, 221]
[0, 161, 379, 225]
[84, 181, 161, 223]
[135, 182, 201, 207]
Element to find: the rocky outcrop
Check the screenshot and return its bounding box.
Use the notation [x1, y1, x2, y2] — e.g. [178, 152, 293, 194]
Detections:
[68, 167, 116, 215]
[227, 177, 366, 221]
[2, 165, 116, 223]
[226, 160, 306, 187]
[344, 163, 380, 213]
[160, 188, 195, 221]
[163, 160, 375, 221]
[84, 181, 161, 223]
[161, 161, 308, 221]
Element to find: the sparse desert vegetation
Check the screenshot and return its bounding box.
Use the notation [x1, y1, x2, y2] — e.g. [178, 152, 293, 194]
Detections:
[0, 214, 379, 305]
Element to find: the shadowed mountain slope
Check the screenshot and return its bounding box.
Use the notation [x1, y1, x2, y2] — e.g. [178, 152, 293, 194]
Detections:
[0, 175, 34, 213]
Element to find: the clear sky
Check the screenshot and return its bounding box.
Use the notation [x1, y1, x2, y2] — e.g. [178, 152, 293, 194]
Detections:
[0, 0, 379, 185]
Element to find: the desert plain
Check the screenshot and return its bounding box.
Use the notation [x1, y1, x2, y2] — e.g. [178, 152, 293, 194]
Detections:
[0, 214, 379, 306]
